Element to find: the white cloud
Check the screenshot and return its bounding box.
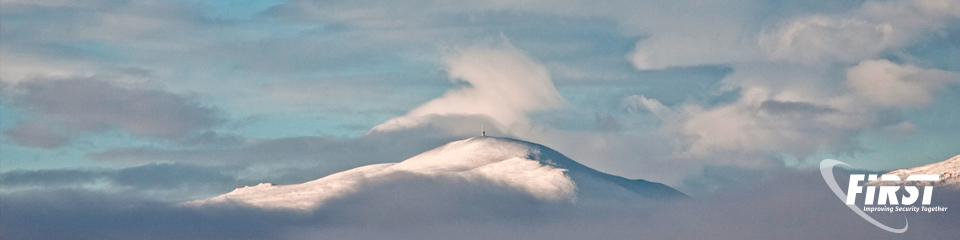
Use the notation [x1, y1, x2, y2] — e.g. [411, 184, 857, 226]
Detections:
[846, 59, 959, 108]
[645, 58, 959, 165]
[630, 31, 758, 70]
[628, 0, 960, 69]
[371, 41, 567, 132]
[760, 16, 897, 64]
[760, 0, 960, 64]
[859, 0, 960, 29]
[619, 0, 960, 167]
[635, 86, 856, 166]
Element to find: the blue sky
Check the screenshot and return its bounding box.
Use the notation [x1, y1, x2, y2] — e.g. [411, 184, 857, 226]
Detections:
[2, 0, 960, 197]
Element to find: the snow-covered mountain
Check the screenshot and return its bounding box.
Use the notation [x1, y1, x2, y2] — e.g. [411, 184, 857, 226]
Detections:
[184, 137, 686, 211]
[867, 154, 960, 189]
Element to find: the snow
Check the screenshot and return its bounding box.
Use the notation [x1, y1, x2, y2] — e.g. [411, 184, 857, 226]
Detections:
[187, 163, 397, 211]
[867, 154, 960, 189]
[187, 137, 648, 211]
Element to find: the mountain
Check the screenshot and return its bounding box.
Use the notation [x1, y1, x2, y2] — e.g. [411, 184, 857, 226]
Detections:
[184, 137, 686, 211]
[868, 154, 960, 189]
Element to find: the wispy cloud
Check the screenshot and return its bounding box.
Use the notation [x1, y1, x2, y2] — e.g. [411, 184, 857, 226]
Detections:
[372, 40, 566, 132]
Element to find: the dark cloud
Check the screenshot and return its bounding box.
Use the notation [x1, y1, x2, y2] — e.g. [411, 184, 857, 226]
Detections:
[0, 0, 229, 45]
[174, 131, 249, 148]
[759, 99, 837, 116]
[0, 189, 293, 240]
[87, 115, 494, 163]
[0, 168, 106, 188]
[113, 163, 237, 189]
[2, 121, 72, 149]
[0, 163, 239, 191]
[3, 78, 224, 148]
[85, 119, 484, 184]
[593, 112, 621, 132]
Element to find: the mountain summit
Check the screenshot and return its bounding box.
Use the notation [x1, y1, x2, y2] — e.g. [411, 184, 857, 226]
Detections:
[185, 137, 685, 211]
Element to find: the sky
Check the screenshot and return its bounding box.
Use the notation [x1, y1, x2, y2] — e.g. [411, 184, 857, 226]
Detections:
[1, 0, 960, 238]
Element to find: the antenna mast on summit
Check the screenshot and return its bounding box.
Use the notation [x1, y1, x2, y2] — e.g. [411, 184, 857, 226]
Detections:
[482, 124, 485, 137]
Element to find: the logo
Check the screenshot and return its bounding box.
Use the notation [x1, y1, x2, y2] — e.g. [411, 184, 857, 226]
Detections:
[820, 159, 947, 233]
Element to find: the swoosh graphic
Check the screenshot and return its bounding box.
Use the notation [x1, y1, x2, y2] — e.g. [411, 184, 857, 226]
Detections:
[819, 159, 907, 233]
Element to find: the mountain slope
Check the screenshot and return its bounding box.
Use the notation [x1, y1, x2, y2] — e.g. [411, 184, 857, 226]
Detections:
[185, 137, 685, 211]
[868, 154, 960, 189]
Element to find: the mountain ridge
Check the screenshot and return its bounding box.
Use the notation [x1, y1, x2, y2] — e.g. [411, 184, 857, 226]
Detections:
[867, 154, 960, 189]
[185, 137, 686, 211]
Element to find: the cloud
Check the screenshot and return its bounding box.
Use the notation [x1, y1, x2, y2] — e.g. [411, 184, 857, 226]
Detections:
[677, 99, 800, 161]
[0, 163, 238, 190]
[0, 163, 244, 202]
[1, 3, 958, 238]
[266, 0, 763, 73]
[758, 99, 837, 116]
[616, 0, 960, 169]
[371, 40, 567, 132]
[0, 0, 227, 45]
[620, 95, 670, 118]
[0, 189, 293, 240]
[630, 30, 758, 70]
[846, 59, 959, 108]
[591, 112, 620, 132]
[9, 0, 942, 187]
[0, 169, 105, 188]
[2, 77, 224, 148]
[85, 122, 479, 186]
[632, 87, 863, 166]
[678, 164, 771, 197]
[4, 167, 960, 239]
[627, 0, 960, 69]
[760, 16, 897, 64]
[113, 163, 237, 190]
[759, 0, 960, 64]
[2, 121, 73, 149]
[638, 59, 957, 166]
[614, 59, 958, 172]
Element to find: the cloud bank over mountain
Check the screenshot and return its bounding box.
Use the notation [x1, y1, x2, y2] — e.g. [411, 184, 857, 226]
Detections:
[5, 165, 959, 239]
